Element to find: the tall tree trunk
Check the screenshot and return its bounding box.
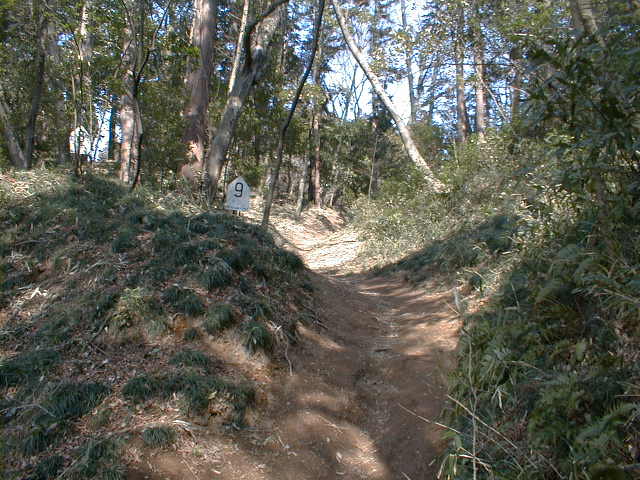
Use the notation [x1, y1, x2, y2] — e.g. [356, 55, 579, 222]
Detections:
[510, 47, 522, 120]
[296, 123, 313, 217]
[119, 11, 143, 185]
[311, 28, 324, 207]
[262, 0, 324, 226]
[228, 0, 250, 94]
[454, 6, 469, 143]
[204, 0, 287, 201]
[400, 0, 417, 123]
[182, 0, 218, 173]
[472, 1, 487, 141]
[46, 19, 69, 165]
[331, 0, 444, 192]
[107, 94, 118, 161]
[0, 95, 27, 168]
[23, 0, 47, 169]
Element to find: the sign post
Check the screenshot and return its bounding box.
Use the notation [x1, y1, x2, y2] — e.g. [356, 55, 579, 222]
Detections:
[225, 176, 251, 213]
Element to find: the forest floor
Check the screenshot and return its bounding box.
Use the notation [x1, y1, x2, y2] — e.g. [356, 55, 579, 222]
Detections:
[130, 204, 460, 480]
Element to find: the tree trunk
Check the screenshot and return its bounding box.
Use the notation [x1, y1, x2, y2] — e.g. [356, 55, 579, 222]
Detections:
[182, 0, 218, 172]
[311, 29, 324, 207]
[454, 6, 469, 143]
[23, 0, 47, 169]
[331, 0, 444, 192]
[262, 0, 324, 226]
[228, 0, 249, 94]
[46, 19, 69, 165]
[569, 0, 604, 45]
[0, 95, 27, 168]
[296, 124, 313, 217]
[400, 0, 417, 123]
[119, 12, 143, 185]
[510, 47, 522, 120]
[107, 94, 118, 161]
[204, 0, 287, 201]
[472, 2, 487, 141]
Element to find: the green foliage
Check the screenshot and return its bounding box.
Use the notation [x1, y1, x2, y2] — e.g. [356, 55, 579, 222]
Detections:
[161, 286, 205, 316]
[183, 327, 202, 342]
[141, 426, 176, 448]
[109, 287, 167, 338]
[203, 304, 234, 334]
[274, 249, 305, 272]
[0, 349, 60, 388]
[242, 321, 273, 354]
[65, 437, 125, 480]
[32, 455, 65, 480]
[169, 349, 214, 372]
[200, 258, 234, 290]
[122, 371, 254, 424]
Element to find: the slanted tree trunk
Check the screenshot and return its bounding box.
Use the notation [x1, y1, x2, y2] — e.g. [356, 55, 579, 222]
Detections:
[400, 0, 417, 123]
[569, 0, 604, 44]
[182, 0, 218, 178]
[204, 0, 288, 201]
[454, 6, 469, 143]
[0, 95, 27, 168]
[331, 0, 444, 192]
[227, 0, 249, 94]
[262, 0, 324, 226]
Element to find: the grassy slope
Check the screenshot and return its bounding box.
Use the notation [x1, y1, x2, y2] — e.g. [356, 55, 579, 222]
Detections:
[353, 134, 640, 479]
[0, 170, 310, 480]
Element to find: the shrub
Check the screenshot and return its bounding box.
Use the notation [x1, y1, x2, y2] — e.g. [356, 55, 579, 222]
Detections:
[203, 304, 234, 334]
[169, 349, 213, 372]
[242, 321, 272, 354]
[161, 286, 205, 316]
[141, 426, 176, 448]
[200, 258, 233, 290]
[0, 349, 61, 388]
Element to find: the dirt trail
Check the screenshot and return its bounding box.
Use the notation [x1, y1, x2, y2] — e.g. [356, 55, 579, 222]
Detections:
[132, 208, 459, 480]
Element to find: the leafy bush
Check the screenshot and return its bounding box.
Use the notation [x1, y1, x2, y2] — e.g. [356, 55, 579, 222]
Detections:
[242, 321, 273, 354]
[161, 286, 205, 316]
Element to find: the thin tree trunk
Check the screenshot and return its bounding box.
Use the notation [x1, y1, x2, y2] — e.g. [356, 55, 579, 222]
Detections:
[204, 0, 287, 202]
[368, 129, 379, 199]
[331, 0, 444, 192]
[182, 0, 218, 173]
[228, 0, 250, 94]
[510, 47, 522, 120]
[0, 95, 27, 168]
[472, 2, 487, 141]
[454, 6, 468, 143]
[296, 123, 313, 217]
[400, 0, 417, 123]
[107, 94, 118, 160]
[262, 0, 324, 226]
[311, 29, 324, 207]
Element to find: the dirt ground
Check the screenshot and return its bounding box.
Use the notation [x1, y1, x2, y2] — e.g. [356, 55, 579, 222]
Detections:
[129, 206, 460, 480]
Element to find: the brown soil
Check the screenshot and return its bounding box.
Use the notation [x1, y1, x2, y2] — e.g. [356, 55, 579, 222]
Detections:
[129, 206, 459, 480]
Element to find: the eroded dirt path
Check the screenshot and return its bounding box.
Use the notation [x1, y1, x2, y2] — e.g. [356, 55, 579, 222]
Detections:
[239, 208, 460, 479]
[131, 208, 459, 480]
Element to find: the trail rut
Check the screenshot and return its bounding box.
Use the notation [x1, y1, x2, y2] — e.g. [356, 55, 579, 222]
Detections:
[131, 208, 459, 480]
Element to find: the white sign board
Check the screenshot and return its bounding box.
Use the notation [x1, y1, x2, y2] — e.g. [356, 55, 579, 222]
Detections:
[225, 176, 251, 211]
[69, 126, 92, 155]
